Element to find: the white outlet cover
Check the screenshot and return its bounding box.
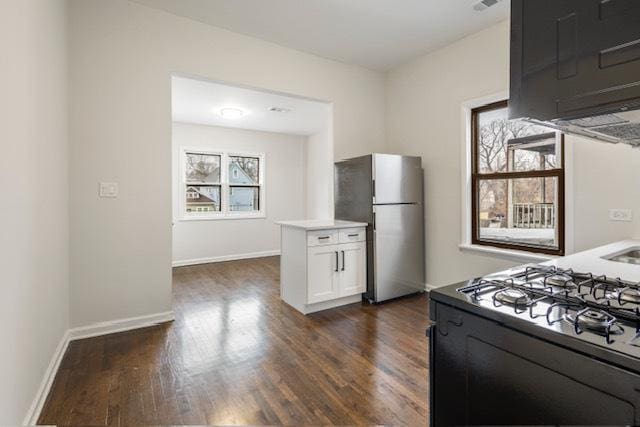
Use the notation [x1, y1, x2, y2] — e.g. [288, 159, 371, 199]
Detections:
[99, 182, 118, 198]
[609, 209, 633, 222]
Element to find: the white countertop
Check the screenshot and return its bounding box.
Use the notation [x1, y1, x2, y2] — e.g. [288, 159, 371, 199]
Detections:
[277, 219, 368, 231]
[542, 239, 640, 282]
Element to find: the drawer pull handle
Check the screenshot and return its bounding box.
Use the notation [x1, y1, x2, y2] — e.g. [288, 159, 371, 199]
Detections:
[348, 233, 359, 237]
[318, 236, 331, 240]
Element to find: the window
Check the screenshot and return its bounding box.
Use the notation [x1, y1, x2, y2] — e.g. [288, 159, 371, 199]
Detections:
[228, 156, 260, 212]
[471, 100, 565, 255]
[182, 149, 265, 219]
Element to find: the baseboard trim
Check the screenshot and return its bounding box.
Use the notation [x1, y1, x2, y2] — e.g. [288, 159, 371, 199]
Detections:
[172, 250, 281, 267]
[23, 330, 71, 426]
[23, 310, 175, 424]
[68, 310, 175, 341]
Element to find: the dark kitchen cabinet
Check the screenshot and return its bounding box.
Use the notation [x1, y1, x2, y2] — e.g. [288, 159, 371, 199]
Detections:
[510, 0, 640, 121]
[429, 301, 640, 426]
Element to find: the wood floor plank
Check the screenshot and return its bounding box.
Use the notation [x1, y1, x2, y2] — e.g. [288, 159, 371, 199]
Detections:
[38, 256, 430, 425]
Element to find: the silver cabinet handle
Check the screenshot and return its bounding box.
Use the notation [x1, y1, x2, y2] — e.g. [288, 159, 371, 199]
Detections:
[318, 236, 330, 240]
[335, 251, 339, 272]
[341, 251, 345, 271]
[348, 233, 359, 237]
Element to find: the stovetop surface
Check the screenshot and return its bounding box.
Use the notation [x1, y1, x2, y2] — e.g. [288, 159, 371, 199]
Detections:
[430, 264, 640, 369]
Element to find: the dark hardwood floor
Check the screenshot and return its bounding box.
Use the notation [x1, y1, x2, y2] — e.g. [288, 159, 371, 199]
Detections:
[38, 256, 430, 425]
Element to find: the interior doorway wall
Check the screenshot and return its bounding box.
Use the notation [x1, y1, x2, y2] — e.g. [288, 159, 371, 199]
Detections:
[171, 75, 334, 266]
[305, 110, 335, 220]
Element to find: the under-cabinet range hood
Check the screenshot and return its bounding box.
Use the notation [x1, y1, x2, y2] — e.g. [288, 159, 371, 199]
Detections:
[509, 0, 640, 147]
[528, 110, 640, 147]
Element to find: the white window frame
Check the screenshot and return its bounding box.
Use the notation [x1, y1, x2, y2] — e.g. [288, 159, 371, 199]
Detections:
[226, 151, 266, 219]
[180, 147, 266, 221]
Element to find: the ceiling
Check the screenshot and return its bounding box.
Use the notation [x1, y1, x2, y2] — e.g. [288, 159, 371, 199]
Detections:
[172, 76, 331, 136]
[132, 0, 509, 71]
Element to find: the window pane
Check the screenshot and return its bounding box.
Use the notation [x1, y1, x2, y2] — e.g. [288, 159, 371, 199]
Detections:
[185, 153, 220, 183]
[508, 134, 560, 172]
[477, 177, 558, 249]
[476, 106, 556, 173]
[185, 185, 220, 213]
[229, 186, 259, 212]
[229, 156, 259, 184]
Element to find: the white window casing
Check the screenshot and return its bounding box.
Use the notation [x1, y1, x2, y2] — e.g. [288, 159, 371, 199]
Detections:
[180, 147, 266, 221]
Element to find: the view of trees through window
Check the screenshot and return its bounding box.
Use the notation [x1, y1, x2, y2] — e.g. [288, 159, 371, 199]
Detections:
[477, 110, 557, 173]
[473, 101, 564, 254]
[185, 153, 220, 182]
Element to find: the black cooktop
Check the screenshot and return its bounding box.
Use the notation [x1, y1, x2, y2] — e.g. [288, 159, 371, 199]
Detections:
[430, 264, 640, 373]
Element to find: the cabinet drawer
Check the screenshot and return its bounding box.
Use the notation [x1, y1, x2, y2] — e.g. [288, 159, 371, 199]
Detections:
[339, 228, 366, 243]
[307, 230, 339, 247]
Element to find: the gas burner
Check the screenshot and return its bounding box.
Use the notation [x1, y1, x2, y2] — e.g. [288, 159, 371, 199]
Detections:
[615, 288, 640, 304]
[545, 304, 625, 343]
[494, 289, 533, 307]
[565, 309, 618, 332]
[545, 273, 575, 288]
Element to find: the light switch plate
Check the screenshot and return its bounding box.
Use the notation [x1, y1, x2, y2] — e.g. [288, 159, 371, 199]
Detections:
[609, 209, 633, 222]
[99, 182, 118, 198]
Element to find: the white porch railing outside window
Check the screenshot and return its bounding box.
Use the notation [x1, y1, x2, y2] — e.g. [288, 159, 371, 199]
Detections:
[512, 203, 555, 229]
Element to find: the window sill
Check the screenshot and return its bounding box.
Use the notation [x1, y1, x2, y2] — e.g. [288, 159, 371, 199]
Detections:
[180, 213, 266, 222]
[458, 243, 557, 264]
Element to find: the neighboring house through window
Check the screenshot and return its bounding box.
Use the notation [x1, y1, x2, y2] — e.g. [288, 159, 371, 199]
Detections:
[182, 149, 265, 219]
[471, 100, 565, 255]
[228, 155, 261, 212]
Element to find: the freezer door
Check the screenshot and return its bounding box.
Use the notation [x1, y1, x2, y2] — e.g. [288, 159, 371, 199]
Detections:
[373, 203, 425, 302]
[373, 154, 423, 204]
[334, 155, 374, 224]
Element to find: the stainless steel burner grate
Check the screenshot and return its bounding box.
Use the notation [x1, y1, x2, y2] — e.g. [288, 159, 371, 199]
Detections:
[458, 265, 640, 345]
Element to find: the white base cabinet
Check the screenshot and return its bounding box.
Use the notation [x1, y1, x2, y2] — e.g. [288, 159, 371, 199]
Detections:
[279, 221, 367, 314]
[307, 241, 366, 304]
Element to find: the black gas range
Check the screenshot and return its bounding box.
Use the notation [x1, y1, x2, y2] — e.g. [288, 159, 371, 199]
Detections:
[428, 264, 640, 426]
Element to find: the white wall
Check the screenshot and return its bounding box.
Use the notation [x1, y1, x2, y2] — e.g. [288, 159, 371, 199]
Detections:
[569, 137, 640, 251]
[172, 123, 306, 264]
[68, 0, 386, 327]
[306, 123, 335, 219]
[386, 20, 640, 288]
[0, 0, 69, 423]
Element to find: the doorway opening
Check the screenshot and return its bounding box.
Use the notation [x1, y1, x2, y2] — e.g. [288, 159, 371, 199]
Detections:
[170, 75, 333, 268]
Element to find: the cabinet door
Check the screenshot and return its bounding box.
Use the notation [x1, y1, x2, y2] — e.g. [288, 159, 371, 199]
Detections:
[338, 242, 366, 297]
[307, 245, 339, 304]
[510, 0, 640, 121]
[431, 302, 640, 426]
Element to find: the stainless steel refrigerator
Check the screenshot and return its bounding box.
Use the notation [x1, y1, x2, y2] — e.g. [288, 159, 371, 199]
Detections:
[334, 153, 425, 303]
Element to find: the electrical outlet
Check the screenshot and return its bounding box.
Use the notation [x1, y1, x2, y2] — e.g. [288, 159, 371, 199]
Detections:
[99, 182, 118, 198]
[609, 209, 633, 222]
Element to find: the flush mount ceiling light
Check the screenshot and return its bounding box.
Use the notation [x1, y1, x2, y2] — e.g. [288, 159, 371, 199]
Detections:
[269, 107, 292, 113]
[219, 108, 245, 119]
[473, 0, 503, 12]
